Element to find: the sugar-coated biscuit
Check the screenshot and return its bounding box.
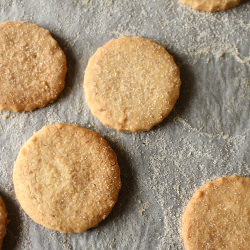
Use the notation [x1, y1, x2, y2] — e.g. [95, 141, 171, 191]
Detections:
[13, 123, 121, 233]
[179, 0, 243, 12]
[0, 21, 67, 112]
[182, 176, 250, 250]
[84, 36, 181, 132]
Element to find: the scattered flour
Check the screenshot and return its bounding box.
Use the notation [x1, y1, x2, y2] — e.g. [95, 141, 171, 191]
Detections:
[0, 0, 249, 249]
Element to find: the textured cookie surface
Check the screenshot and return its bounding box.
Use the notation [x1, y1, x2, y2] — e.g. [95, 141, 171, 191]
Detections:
[0, 197, 7, 248]
[0, 21, 67, 112]
[13, 123, 121, 233]
[84, 36, 181, 132]
[182, 176, 250, 250]
[179, 0, 243, 12]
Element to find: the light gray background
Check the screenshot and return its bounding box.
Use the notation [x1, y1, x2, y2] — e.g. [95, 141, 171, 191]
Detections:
[0, 0, 250, 249]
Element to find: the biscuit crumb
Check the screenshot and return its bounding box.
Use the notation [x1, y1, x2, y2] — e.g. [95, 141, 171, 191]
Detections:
[139, 208, 145, 215]
[1, 115, 9, 119]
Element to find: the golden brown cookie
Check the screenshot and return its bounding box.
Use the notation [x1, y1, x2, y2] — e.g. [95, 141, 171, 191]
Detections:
[84, 36, 181, 132]
[179, 0, 243, 12]
[13, 123, 121, 233]
[182, 176, 250, 250]
[0, 21, 67, 112]
[0, 197, 7, 248]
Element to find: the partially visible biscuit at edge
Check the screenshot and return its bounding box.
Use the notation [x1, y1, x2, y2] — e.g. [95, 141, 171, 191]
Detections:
[0, 197, 7, 248]
[0, 21, 67, 112]
[13, 123, 121, 233]
[84, 36, 181, 132]
[179, 0, 243, 12]
[182, 176, 250, 249]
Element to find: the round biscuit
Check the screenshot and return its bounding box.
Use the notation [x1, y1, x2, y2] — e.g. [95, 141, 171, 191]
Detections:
[182, 176, 250, 250]
[179, 0, 243, 12]
[84, 36, 181, 132]
[13, 123, 121, 233]
[0, 21, 67, 112]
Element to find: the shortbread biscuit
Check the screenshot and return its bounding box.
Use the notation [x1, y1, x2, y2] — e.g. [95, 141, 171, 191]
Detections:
[13, 123, 121, 233]
[0, 197, 7, 248]
[0, 21, 67, 112]
[182, 176, 250, 250]
[84, 36, 181, 132]
[179, 0, 243, 12]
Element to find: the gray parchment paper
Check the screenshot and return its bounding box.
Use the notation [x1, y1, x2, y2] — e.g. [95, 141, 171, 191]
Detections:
[0, 0, 250, 249]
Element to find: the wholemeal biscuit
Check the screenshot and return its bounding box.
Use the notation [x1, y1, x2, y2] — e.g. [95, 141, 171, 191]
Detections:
[0, 21, 67, 112]
[84, 36, 181, 132]
[13, 123, 121, 233]
[0, 197, 7, 249]
[179, 0, 243, 12]
[182, 176, 250, 250]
